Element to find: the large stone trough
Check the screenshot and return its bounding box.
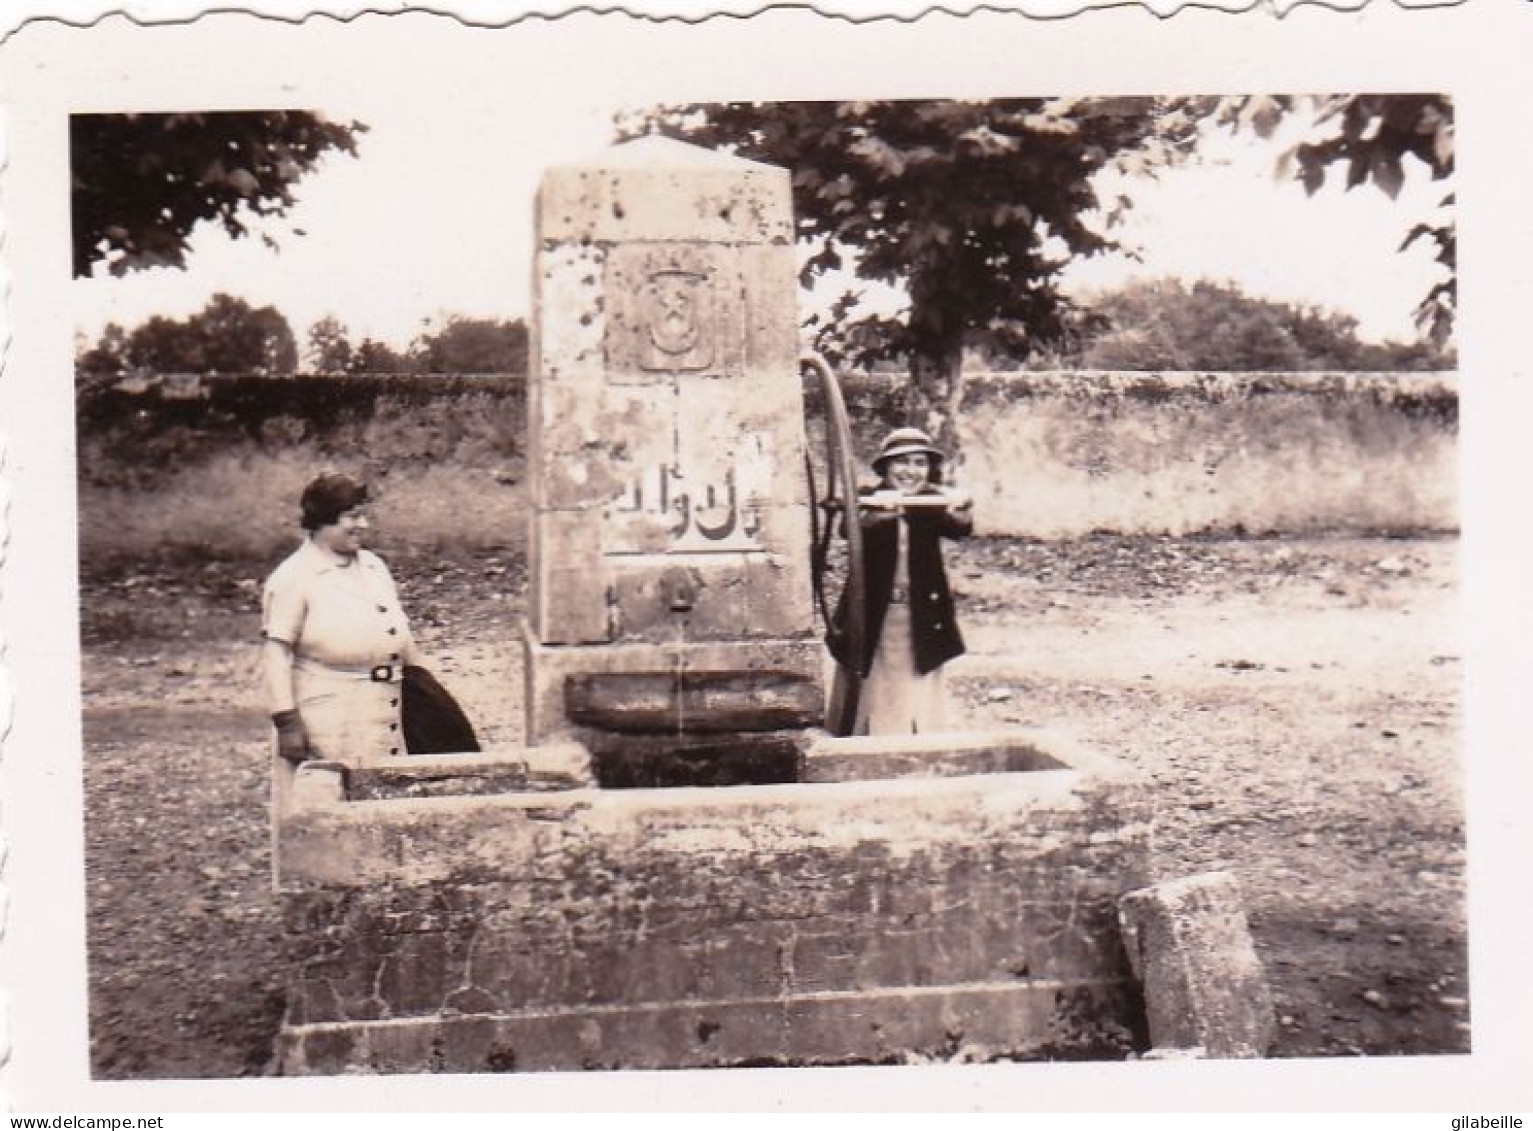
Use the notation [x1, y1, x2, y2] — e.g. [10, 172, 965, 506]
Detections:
[274, 730, 1155, 1074]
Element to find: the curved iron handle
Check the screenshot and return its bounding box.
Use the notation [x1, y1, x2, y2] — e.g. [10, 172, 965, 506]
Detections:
[801, 352, 866, 736]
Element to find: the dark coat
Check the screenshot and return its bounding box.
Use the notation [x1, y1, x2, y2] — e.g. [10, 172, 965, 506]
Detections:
[402, 664, 482, 755]
[828, 485, 972, 678]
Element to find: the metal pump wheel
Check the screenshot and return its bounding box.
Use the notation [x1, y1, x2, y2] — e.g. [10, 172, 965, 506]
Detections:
[802, 353, 866, 736]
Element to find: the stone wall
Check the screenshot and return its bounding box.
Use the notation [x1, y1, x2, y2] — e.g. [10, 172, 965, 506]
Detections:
[855, 370, 1458, 538]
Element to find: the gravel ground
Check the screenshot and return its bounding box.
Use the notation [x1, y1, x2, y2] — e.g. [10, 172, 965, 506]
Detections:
[78, 532, 1466, 1078]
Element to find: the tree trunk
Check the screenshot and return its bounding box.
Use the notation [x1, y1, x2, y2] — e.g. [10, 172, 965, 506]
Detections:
[905, 342, 965, 469]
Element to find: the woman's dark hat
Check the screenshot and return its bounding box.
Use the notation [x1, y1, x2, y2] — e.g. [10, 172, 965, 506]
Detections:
[300, 473, 368, 531]
[872, 427, 946, 473]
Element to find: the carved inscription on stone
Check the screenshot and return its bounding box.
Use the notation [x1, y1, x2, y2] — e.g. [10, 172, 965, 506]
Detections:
[606, 464, 765, 554]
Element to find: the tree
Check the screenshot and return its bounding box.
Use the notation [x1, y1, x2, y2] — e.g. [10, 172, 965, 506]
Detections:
[76, 322, 131, 376]
[71, 111, 365, 278]
[410, 316, 529, 373]
[192, 293, 299, 375]
[1213, 95, 1454, 346]
[624, 98, 1201, 452]
[113, 293, 298, 375]
[1072, 278, 1453, 372]
[351, 338, 411, 374]
[307, 315, 355, 374]
[122, 315, 206, 374]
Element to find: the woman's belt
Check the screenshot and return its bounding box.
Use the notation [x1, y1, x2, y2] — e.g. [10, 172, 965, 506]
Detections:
[295, 656, 399, 683]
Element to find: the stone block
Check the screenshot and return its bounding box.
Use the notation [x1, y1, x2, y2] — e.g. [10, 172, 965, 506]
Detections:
[529, 382, 649, 514]
[529, 510, 610, 644]
[1117, 871, 1275, 1059]
[290, 762, 346, 810]
[277, 980, 1142, 1075]
[674, 373, 801, 505]
[602, 552, 812, 643]
[520, 629, 822, 744]
[525, 138, 815, 722]
[742, 550, 814, 637]
[536, 137, 793, 246]
[592, 385, 683, 550]
[564, 669, 821, 734]
[337, 747, 592, 799]
[802, 731, 1067, 782]
[347, 753, 529, 801]
[606, 556, 746, 642]
[742, 243, 801, 373]
[522, 741, 595, 788]
[276, 729, 1155, 1071]
[532, 241, 607, 378]
[743, 484, 811, 553]
[279, 736, 1150, 959]
[587, 732, 804, 790]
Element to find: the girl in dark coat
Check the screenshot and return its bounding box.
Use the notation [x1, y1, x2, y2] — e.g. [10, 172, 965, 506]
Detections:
[830, 427, 974, 734]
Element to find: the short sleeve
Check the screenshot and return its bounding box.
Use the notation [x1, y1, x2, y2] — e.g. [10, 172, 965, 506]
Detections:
[262, 566, 306, 645]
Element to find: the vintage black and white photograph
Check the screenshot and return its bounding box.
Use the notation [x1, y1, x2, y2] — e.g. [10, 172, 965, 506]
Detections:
[2, 4, 1530, 1113]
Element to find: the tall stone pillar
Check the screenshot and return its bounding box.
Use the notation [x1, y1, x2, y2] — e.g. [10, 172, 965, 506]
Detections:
[524, 136, 822, 745]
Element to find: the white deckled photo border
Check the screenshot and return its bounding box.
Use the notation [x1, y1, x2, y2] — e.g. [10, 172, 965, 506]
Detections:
[2, 1, 1532, 1114]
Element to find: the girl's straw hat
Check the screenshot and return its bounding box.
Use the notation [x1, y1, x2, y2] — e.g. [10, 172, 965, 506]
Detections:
[872, 427, 946, 473]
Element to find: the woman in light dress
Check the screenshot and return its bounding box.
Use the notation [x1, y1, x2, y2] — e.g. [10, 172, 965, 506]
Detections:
[261, 473, 421, 768]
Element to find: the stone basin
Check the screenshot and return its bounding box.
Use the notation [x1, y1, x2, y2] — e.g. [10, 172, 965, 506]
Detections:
[275, 729, 1154, 1074]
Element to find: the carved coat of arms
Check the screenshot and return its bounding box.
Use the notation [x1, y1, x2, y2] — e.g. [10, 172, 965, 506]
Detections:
[640, 270, 712, 370]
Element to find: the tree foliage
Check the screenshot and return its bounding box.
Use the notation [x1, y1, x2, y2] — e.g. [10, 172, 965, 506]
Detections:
[79, 293, 298, 376]
[352, 338, 413, 375]
[87, 309, 531, 379]
[306, 316, 355, 375]
[411, 315, 530, 374]
[1215, 95, 1455, 346]
[622, 98, 1201, 449]
[76, 322, 131, 376]
[71, 111, 364, 278]
[1070, 279, 1453, 372]
[306, 315, 529, 375]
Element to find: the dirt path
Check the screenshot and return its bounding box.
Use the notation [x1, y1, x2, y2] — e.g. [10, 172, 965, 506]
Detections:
[950, 537, 1465, 1058]
[78, 534, 1466, 1077]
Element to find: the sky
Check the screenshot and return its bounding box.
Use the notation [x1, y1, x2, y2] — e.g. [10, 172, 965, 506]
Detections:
[71, 100, 1452, 357]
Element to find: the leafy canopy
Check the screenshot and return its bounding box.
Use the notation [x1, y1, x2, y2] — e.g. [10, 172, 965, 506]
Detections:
[305, 315, 530, 375]
[1215, 95, 1455, 346]
[71, 111, 364, 278]
[306, 316, 356, 375]
[1071, 278, 1453, 373]
[88, 309, 531, 379]
[79, 293, 298, 377]
[412, 315, 530, 375]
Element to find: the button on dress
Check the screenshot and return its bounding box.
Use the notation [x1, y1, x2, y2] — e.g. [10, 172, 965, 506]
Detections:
[262, 539, 416, 766]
